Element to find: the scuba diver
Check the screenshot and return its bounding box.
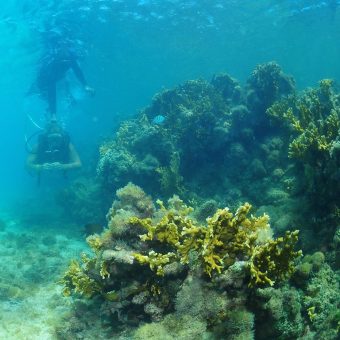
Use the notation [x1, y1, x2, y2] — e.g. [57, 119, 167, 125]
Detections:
[26, 118, 81, 182]
[28, 29, 95, 119]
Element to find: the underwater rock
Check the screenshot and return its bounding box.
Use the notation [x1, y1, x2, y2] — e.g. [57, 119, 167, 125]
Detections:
[211, 73, 243, 104]
[62, 186, 302, 340]
[213, 261, 247, 289]
[194, 199, 219, 222]
[114, 182, 155, 218]
[247, 61, 295, 115]
[101, 248, 134, 264]
[144, 303, 164, 322]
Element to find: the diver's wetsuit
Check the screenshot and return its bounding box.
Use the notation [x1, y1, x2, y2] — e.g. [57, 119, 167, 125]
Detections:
[36, 130, 71, 165]
[33, 48, 87, 116]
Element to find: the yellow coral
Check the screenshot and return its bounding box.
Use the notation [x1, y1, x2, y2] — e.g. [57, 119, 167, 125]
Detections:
[86, 234, 103, 253]
[307, 306, 317, 322]
[133, 251, 176, 276]
[249, 230, 302, 287]
[267, 79, 340, 161]
[132, 201, 298, 284]
[61, 260, 101, 298]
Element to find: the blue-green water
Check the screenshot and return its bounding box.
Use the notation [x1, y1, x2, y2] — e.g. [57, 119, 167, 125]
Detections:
[1, 1, 340, 201]
[0, 1, 339, 339]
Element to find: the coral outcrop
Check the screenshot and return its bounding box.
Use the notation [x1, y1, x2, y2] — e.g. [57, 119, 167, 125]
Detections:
[62, 184, 302, 338]
[58, 63, 340, 339]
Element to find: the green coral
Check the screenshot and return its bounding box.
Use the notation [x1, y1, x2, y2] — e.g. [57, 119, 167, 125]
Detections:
[253, 285, 305, 339]
[303, 264, 340, 339]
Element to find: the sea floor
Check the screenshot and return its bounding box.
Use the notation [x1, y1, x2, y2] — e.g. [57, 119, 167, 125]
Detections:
[0, 201, 87, 339]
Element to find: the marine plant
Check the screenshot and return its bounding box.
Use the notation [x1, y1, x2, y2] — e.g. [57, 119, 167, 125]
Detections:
[267, 79, 340, 241]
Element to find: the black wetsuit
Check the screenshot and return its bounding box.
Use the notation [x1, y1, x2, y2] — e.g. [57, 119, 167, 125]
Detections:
[36, 131, 71, 165]
[32, 47, 87, 116]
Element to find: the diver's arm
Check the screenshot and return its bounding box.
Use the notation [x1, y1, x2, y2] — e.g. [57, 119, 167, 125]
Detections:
[26, 148, 42, 172]
[71, 60, 95, 95]
[59, 143, 82, 170]
[70, 60, 87, 86]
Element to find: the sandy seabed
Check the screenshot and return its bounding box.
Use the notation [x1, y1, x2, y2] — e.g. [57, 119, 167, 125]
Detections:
[0, 209, 87, 339]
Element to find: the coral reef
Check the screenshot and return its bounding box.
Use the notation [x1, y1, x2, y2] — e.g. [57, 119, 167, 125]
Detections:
[62, 185, 302, 338]
[57, 64, 340, 339]
[95, 62, 295, 224]
[247, 61, 295, 114]
[252, 257, 339, 340]
[267, 79, 340, 245]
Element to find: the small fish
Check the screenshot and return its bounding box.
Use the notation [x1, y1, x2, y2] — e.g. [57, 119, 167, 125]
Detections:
[152, 115, 166, 125]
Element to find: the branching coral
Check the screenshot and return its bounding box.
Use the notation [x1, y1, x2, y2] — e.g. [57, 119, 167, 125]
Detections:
[61, 257, 101, 298]
[247, 61, 295, 114]
[267, 79, 340, 227]
[61, 184, 312, 339]
[131, 200, 300, 284]
[268, 79, 340, 161]
[249, 230, 302, 286]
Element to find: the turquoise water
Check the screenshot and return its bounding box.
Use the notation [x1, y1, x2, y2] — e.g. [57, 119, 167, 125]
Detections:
[0, 1, 339, 339]
[1, 1, 340, 201]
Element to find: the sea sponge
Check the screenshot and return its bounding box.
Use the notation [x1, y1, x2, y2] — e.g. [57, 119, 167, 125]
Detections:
[175, 275, 229, 321]
[115, 182, 155, 217]
[194, 199, 219, 222]
[292, 262, 313, 287]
